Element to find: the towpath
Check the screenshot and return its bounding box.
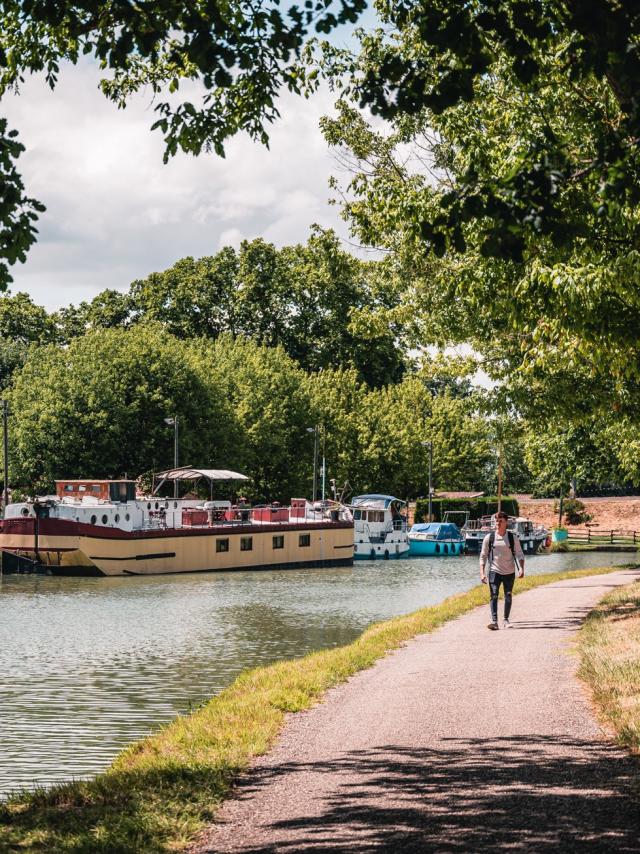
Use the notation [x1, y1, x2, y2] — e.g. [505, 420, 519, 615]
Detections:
[194, 569, 640, 852]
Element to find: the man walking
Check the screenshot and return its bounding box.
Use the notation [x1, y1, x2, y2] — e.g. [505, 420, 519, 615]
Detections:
[479, 510, 525, 630]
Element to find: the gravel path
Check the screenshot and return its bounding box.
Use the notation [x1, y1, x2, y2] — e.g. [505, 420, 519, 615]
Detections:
[194, 569, 640, 853]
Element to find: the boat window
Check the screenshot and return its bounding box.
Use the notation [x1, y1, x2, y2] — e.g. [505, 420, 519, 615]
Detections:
[147, 502, 151, 509]
[90, 515, 97, 525]
[273, 535, 285, 549]
[101, 514, 108, 525]
[92, 485, 100, 492]
[216, 538, 230, 553]
[299, 533, 311, 547]
[125, 513, 130, 522]
[21, 507, 29, 516]
[240, 537, 253, 552]
[353, 510, 361, 520]
[174, 501, 178, 509]
[79, 485, 87, 492]
[114, 514, 119, 523]
[64, 484, 73, 492]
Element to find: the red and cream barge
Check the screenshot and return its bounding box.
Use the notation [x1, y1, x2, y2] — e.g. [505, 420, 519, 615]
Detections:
[0, 469, 354, 576]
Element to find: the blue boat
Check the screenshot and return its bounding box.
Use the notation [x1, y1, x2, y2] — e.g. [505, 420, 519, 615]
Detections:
[408, 522, 465, 556]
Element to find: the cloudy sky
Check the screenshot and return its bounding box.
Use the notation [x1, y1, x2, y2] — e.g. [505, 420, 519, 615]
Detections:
[3, 43, 366, 311]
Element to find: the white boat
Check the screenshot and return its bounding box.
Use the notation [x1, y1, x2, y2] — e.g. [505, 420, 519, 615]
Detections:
[463, 514, 549, 554]
[348, 494, 410, 560]
[0, 468, 354, 576]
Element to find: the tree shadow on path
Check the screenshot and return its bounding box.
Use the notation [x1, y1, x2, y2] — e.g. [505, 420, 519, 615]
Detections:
[213, 736, 640, 853]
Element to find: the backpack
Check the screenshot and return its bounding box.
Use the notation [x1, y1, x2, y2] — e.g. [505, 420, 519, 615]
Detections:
[488, 530, 517, 569]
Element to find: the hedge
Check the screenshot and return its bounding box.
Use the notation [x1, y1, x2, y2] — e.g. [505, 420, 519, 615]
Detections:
[414, 496, 520, 523]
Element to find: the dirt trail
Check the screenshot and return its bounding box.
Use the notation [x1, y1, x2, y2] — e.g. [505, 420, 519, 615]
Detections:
[193, 568, 640, 853]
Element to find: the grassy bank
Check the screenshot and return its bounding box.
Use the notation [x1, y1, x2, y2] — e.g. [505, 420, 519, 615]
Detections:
[577, 579, 640, 753]
[0, 566, 630, 854]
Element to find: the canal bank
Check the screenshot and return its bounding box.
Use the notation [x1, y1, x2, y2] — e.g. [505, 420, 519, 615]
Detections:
[0, 551, 633, 797]
[1, 564, 637, 853]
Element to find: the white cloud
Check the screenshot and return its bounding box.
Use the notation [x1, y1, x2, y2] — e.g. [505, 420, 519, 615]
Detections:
[3, 61, 350, 309]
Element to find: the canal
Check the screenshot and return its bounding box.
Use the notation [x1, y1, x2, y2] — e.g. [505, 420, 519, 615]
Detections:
[0, 550, 634, 797]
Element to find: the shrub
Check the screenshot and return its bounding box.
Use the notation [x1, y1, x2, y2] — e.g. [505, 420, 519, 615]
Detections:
[556, 498, 591, 525]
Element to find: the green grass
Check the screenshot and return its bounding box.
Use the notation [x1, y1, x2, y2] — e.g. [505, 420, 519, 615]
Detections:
[577, 579, 640, 753]
[0, 565, 630, 854]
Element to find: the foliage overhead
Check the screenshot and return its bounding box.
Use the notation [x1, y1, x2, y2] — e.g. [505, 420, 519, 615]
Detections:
[0, 0, 366, 285]
[345, 1, 640, 261]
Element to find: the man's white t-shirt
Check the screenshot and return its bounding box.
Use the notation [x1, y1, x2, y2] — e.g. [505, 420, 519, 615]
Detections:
[480, 531, 524, 575]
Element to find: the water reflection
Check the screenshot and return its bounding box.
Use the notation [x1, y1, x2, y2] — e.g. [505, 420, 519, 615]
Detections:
[0, 551, 633, 796]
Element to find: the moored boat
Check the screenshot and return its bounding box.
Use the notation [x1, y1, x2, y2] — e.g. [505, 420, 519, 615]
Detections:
[463, 514, 549, 555]
[0, 469, 354, 576]
[349, 494, 410, 560]
[408, 521, 465, 556]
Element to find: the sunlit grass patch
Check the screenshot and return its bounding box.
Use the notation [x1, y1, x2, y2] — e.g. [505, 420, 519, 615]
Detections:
[578, 579, 640, 753]
[0, 565, 630, 854]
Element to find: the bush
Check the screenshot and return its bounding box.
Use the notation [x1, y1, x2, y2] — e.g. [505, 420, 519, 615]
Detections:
[414, 496, 520, 523]
[555, 498, 591, 525]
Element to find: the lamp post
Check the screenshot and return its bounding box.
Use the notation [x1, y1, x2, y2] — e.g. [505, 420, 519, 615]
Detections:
[164, 416, 179, 498]
[2, 400, 8, 514]
[421, 440, 433, 521]
[306, 426, 318, 503]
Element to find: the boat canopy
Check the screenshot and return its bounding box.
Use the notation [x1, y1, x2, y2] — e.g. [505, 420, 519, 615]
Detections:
[351, 494, 406, 509]
[411, 522, 463, 540]
[152, 466, 249, 495]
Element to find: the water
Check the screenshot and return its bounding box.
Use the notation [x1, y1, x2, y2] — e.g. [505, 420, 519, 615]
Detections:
[0, 550, 633, 797]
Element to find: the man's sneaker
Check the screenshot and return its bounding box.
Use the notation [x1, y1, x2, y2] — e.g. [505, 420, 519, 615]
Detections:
[487, 621, 499, 631]
[503, 619, 513, 628]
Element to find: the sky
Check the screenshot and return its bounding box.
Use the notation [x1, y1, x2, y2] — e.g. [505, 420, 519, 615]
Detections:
[3, 37, 372, 311]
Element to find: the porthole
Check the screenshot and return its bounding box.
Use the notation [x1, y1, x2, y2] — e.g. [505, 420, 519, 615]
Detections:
[114, 514, 120, 523]
[165, 501, 169, 509]
[435, 543, 440, 554]
[155, 502, 159, 510]
[147, 502, 151, 510]
[174, 501, 178, 509]
[21, 507, 29, 517]
[444, 543, 449, 554]
[101, 514, 108, 525]
[125, 513, 130, 522]
[90, 515, 97, 525]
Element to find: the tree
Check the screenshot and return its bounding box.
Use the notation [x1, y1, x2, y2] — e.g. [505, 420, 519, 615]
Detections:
[319, 1, 640, 261]
[0, 292, 55, 343]
[199, 334, 314, 502]
[130, 249, 239, 339]
[523, 419, 623, 497]
[6, 324, 240, 491]
[316, 25, 640, 424]
[127, 230, 407, 386]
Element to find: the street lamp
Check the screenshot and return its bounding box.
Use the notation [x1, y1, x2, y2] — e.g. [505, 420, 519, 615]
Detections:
[421, 440, 433, 521]
[164, 416, 179, 498]
[306, 426, 318, 503]
[2, 400, 8, 513]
